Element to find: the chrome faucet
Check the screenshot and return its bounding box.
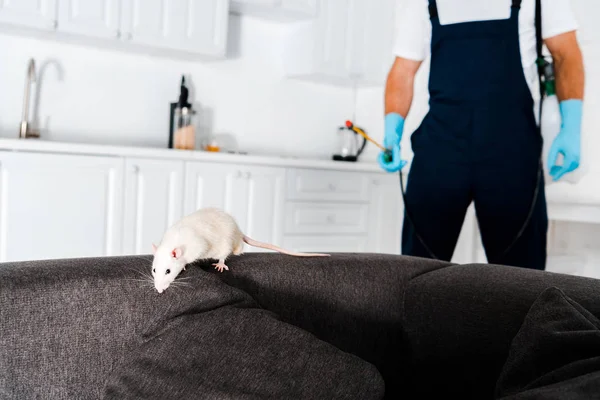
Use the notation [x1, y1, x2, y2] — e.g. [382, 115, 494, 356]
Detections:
[19, 58, 39, 139]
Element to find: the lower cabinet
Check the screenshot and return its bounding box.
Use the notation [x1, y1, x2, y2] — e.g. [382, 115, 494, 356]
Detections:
[0, 151, 124, 262]
[122, 158, 184, 255]
[280, 168, 403, 255]
[365, 173, 403, 254]
[183, 161, 285, 252]
[0, 150, 477, 263]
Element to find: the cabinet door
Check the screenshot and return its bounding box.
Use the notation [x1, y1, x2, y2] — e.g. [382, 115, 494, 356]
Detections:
[234, 166, 285, 252]
[57, 0, 120, 39]
[352, 0, 397, 86]
[0, 0, 57, 30]
[281, 0, 317, 16]
[231, 0, 317, 20]
[121, 0, 229, 56]
[123, 158, 184, 255]
[183, 161, 238, 214]
[184, 162, 285, 253]
[0, 152, 124, 262]
[366, 173, 403, 254]
[312, 0, 353, 78]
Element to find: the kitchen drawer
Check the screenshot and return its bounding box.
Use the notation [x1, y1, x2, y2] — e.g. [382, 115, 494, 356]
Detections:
[282, 235, 368, 253]
[285, 202, 369, 234]
[286, 168, 370, 202]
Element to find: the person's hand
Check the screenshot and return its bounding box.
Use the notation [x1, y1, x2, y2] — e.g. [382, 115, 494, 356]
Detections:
[547, 99, 582, 181]
[378, 112, 407, 172]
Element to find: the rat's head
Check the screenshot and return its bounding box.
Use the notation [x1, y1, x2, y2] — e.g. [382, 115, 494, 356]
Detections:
[151, 244, 187, 293]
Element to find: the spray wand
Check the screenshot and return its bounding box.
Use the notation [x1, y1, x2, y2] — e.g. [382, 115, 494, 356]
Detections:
[345, 120, 393, 162]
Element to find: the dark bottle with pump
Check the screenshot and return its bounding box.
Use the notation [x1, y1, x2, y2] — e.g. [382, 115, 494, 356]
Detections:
[168, 76, 196, 150]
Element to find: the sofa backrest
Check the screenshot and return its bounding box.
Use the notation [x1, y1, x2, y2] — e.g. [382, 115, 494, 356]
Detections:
[0, 256, 255, 399]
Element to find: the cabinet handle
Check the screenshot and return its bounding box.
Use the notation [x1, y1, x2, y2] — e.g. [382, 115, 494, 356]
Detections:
[115, 30, 121, 39]
[236, 170, 242, 178]
[53, 20, 58, 30]
[130, 165, 139, 173]
[328, 183, 336, 191]
[245, 171, 251, 179]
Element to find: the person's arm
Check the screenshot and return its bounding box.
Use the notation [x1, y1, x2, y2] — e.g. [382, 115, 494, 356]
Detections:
[385, 56, 422, 118]
[544, 30, 585, 181]
[545, 31, 584, 101]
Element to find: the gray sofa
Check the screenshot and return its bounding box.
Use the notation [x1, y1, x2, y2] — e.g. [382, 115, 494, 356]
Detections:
[1, 253, 600, 399]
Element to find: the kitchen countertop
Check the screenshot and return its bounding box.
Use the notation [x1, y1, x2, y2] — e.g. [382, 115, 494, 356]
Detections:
[0, 138, 386, 173]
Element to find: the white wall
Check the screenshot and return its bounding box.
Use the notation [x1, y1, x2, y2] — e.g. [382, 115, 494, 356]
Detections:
[0, 15, 354, 160]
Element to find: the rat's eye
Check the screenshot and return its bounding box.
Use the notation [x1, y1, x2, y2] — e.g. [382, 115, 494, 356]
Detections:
[166, 269, 171, 275]
[152, 268, 156, 273]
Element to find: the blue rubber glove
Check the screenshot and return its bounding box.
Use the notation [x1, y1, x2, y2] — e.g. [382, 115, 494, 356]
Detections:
[377, 112, 407, 172]
[547, 99, 583, 181]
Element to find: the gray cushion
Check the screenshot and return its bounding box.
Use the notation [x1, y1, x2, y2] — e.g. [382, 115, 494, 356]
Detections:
[103, 306, 384, 399]
[402, 263, 600, 399]
[0, 254, 389, 399]
[495, 287, 600, 399]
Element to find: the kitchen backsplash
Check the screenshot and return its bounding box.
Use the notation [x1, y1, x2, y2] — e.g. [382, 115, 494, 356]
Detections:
[0, 15, 358, 161]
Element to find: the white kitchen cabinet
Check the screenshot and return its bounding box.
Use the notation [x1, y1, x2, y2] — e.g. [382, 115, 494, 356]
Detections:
[0, 151, 124, 262]
[57, 0, 120, 39]
[353, 0, 397, 86]
[283, 0, 396, 87]
[230, 0, 317, 21]
[282, 235, 367, 253]
[286, 167, 370, 203]
[120, 0, 229, 57]
[366, 173, 403, 254]
[232, 165, 286, 252]
[285, 202, 369, 235]
[184, 162, 285, 250]
[0, 0, 229, 59]
[0, 0, 57, 30]
[183, 161, 238, 214]
[122, 158, 184, 255]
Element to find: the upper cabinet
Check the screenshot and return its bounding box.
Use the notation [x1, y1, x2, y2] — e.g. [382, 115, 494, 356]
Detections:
[58, 0, 120, 39]
[0, 0, 229, 59]
[0, 0, 58, 30]
[120, 0, 230, 57]
[230, 0, 318, 21]
[283, 0, 397, 87]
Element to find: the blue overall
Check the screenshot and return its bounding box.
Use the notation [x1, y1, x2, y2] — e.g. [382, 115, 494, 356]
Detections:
[402, 0, 548, 270]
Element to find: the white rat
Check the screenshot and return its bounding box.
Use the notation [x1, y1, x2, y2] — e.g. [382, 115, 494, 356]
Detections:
[151, 207, 330, 293]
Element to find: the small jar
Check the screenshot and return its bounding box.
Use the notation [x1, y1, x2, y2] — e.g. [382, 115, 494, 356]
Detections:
[172, 106, 196, 150]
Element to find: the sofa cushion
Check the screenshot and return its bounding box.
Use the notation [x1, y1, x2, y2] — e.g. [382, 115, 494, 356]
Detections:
[102, 305, 385, 399]
[402, 263, 600, 399]
[495, 287, 600, 399]
[215, 252, 451, 399]
[0, 254, 386, 399]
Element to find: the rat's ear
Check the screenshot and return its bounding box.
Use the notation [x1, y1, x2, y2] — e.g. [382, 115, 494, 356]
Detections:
[171, 247, 183, 259]
[152, 243, 157, 254]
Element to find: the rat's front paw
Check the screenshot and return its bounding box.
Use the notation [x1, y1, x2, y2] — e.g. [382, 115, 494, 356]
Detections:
[212, 262, 229, 273]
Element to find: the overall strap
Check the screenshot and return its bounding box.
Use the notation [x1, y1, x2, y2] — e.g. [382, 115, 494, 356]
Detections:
[428, 0, 438, 19]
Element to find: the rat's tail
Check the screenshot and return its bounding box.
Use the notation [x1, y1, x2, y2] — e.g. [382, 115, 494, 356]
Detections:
[242, 235, 330, 257]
